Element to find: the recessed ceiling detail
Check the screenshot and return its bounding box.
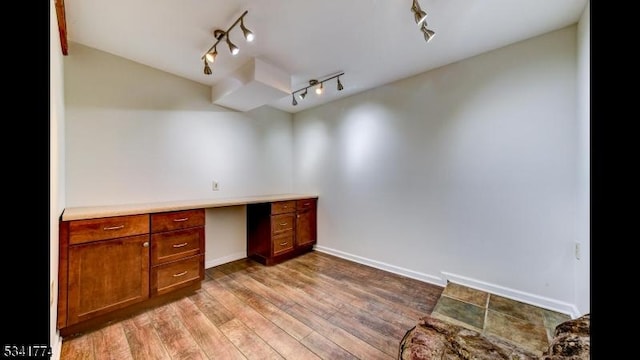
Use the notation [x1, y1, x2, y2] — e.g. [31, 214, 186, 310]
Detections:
[63, 0, 589, 113]
[211, 58, 291, 112]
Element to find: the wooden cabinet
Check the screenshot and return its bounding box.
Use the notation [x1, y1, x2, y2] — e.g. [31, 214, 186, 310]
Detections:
[247, 198, 317, 265]
[150, 209, 205, 296]
[58, 209, 205, 337]
[67, 234, 150, 325]
[295, 199, 317, 248]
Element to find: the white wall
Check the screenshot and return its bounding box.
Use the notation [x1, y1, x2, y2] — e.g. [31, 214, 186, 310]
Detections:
[575, 2, 590, 315]
[50, 0, 65, 358]
[64, 43, 293, 266]
[293, 26, 584, 316]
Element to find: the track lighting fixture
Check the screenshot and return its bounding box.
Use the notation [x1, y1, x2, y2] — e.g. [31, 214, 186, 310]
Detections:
[201, 10, 254, 75]
[291, 73, 345, 106]
[411, 0, 435, 43]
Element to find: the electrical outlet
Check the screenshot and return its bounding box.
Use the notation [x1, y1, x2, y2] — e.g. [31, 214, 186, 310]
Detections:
[212, 181, 219, 191]
[575, 242, 581, 260]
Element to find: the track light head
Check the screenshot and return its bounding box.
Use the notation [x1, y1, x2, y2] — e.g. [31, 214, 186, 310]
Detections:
[226, 36, 239, 55]
[205, 47, 217, 63]
[292, 94, 298, 106]
[414, 9, 427, 25]
[316, 82, 323, 95]
[337, 77, 344, 91]
[411, 0, 427, 24]
[421, 25, 435, 42]
[240, 17, 254, 42]
[203, 59, 212, 75]
[299, 89, 307, 99]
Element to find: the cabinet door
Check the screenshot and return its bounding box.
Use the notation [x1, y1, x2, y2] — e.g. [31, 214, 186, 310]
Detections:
[67, 235, 150, 325]
[296, 201, 317, 248]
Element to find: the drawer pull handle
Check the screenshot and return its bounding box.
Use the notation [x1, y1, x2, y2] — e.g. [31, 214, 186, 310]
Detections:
[280, 242, 288, 246]
[280, 222, 288, 226]
[173, 271, 188, 277]
[103, 225, 125, 231]
[143, 242, 149, 248]
[173, 218, 189, 222]
[304, 202, 310, 206]
[172, 242, 189, 248]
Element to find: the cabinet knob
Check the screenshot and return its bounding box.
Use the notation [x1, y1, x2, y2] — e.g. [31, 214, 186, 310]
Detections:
[143, 241, 149, 247]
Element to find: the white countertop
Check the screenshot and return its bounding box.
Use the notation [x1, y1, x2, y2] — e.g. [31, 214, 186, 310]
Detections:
[61, 193, 319, 221]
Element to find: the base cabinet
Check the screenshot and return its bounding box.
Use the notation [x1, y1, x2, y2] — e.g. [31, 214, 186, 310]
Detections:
[57, 209, 204, 337]
[295, 199, 317, 248]
[67, 234, 150, 325]
[247, 198, 317, 265]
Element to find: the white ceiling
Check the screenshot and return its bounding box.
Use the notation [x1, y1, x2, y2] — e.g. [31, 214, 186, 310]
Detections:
[64, 0, 588, 113]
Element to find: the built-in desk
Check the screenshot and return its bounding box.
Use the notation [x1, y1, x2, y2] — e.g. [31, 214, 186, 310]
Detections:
[57, 193, 318, 337]
[61, 193, 318, 220]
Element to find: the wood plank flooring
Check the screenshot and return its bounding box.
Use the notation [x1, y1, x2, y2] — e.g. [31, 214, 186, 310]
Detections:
[60, 251, 444, 360]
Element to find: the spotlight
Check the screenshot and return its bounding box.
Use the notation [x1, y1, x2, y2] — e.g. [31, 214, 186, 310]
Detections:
[227, 37, 239, 55]
[205, 47, 217, 63]
[421, 25, 435, 42]
[299, 89, 307, 99]
[292, 94, 298, 106]
[240, 17, 254, 42]
[337, 77, 344, 91]
[411, 0, 427, 24]
[203, 59, 212, 75]
[316, 82, 323, 95]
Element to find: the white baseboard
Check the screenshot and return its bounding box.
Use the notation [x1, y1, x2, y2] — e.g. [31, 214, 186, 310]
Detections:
[203, 247, 581, 319]
[205, 252, 247, 269]
[314, 245, 580, 319]
[314, 245, 447, 287]
[51, 336, 62, 360]
[441, 271, 581, 319]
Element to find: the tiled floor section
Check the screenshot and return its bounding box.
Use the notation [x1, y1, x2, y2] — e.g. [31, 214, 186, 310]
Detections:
[431, 282, 571, 356]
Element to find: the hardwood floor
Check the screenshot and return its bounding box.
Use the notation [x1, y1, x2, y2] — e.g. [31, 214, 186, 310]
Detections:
[60, 251, 444, 359]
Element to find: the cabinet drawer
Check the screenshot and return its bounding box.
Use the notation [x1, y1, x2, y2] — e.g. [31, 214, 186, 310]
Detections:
[271, 201, 296, 214]
[151, 209, 205, 233]
[69, 214, 150, 245]
[296, 198, 317, 210]
[151, 227, 204, 265]
[151, 255, 203, 296]
[272, 232, 294, 256]
[271, 213, 295, 234]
